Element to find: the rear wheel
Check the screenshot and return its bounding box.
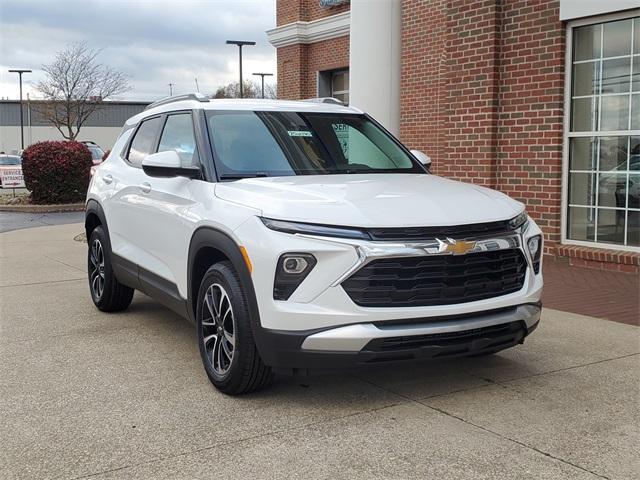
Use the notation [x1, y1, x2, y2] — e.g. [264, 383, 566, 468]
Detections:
[88, 226, 134, 312]
[197, 261, 273, 395]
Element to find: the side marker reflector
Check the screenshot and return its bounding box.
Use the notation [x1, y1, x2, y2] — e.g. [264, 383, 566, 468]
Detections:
[240, 246, 252, 274]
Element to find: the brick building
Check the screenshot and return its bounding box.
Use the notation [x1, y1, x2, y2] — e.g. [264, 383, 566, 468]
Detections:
[267, 0, 640, 272]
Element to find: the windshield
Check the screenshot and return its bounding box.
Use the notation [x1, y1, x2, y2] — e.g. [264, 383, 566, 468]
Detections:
[0, 156, 21, 165]
[206, 111, 424, 178]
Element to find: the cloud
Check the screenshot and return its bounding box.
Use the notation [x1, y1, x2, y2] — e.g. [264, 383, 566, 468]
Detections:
[0, 0, 277, 101]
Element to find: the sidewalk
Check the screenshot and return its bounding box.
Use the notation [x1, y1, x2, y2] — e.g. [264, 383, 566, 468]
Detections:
[542, 256, 639, 326]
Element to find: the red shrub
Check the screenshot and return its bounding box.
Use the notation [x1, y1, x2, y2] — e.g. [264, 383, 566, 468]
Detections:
[22, 141, 92, 204]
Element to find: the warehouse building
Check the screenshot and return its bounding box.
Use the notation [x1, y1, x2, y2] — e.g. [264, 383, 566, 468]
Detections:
[267, 0, 640, 272]
[0, 100, 149, 153]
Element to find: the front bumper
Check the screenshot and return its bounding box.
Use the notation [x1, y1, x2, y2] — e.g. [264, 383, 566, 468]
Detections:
[254, 303, 541, 370]
[234, 216, 544, 332]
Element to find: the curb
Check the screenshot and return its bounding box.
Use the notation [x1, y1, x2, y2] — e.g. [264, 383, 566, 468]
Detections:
[0, 203, 85, 213]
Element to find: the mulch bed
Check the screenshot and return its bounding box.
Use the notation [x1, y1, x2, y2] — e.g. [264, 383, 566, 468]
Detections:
[0, 193, 84, 213]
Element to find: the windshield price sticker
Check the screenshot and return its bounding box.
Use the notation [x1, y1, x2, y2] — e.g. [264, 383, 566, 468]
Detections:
[288, 130, 313, 137]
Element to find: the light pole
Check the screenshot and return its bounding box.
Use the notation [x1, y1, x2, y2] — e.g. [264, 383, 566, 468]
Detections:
[8, 69, 32, 150]
[226, 40, 255, 98]
[252, 72, 273, 98]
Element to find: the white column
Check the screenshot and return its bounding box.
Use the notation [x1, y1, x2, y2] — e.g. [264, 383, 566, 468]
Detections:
[349, 0, 402, 135]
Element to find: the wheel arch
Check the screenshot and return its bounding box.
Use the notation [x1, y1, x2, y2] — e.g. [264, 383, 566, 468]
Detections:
[85, 199, 109, 242]
[187, 227, 261, 335]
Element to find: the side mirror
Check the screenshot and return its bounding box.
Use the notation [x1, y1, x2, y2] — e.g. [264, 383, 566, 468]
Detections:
[142, 150, 200, 179]
[410, 150, 432, 170]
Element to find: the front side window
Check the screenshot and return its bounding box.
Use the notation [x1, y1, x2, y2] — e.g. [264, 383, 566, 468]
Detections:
[567, 16, 640, 249]
[206, 111, 423, 178]
[158, 113, 198, 167]
[127, 116, 162, 166]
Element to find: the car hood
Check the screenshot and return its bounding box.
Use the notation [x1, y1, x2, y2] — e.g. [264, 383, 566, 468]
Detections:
[214, 174, 524, 227]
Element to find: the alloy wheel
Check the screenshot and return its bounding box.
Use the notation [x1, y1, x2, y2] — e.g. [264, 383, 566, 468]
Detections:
[89, 239, 105, 300]
[201, 283, 236, 376]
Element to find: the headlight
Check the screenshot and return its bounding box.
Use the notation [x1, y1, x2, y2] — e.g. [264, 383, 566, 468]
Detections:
[261, 217, 370, 240]
[508, 211, 529, 231]
[273, 253, 317, 300]
[527, 234, 542, 274]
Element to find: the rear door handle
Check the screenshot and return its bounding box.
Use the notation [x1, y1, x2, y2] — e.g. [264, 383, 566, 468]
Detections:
[103, 174, 113, 184]
[139, 182, 151, 194]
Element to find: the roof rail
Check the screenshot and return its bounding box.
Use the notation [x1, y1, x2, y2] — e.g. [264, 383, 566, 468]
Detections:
[302, 97, 346, 106]
[145, 92, 209, 110]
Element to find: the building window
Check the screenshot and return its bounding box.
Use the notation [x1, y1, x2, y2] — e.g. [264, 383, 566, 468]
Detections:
[331, 70, 349, 103]
[318, 69, 349, 103]
[566, 15, 640, 249]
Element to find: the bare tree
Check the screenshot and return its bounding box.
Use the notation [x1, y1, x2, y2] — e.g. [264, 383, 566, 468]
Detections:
[35, 43, 130, 140]
[211, 80, 260, 99]
[263, 82, 277, 99]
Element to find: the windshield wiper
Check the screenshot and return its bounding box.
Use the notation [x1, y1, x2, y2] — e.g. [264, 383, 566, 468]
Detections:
[219, 172, 269, 180]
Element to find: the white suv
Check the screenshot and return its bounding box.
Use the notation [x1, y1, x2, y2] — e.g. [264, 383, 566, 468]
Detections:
[86, 94, 543, 395]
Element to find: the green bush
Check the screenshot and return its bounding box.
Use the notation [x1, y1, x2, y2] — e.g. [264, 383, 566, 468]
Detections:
[22, 141, 92, 204]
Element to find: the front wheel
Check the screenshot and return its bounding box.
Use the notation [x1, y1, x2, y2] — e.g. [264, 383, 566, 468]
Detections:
[88, 226, 134, 312]
[196, 261, 273, 395]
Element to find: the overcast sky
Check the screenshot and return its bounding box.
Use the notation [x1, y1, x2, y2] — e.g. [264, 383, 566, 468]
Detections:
[0, 0, 277, 101]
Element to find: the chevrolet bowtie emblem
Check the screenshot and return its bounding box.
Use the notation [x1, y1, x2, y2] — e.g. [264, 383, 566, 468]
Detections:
[436, 237, 477, 255]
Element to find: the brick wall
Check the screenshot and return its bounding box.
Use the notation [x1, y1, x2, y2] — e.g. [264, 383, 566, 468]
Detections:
[277, 36, 350, 99]
[277, 44, 307, 100]
[496, 0, 565, 250]
[277, 0, 349, 26]
[400, 0, 565, 254]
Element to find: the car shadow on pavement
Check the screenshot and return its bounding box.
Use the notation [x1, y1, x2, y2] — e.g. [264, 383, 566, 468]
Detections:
[121, 293, 533, 404]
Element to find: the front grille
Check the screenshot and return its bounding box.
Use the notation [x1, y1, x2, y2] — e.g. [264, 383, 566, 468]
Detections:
[367, 220, 512, 241]
[364, 321, 525, 354]
[342, 249, 527, 307]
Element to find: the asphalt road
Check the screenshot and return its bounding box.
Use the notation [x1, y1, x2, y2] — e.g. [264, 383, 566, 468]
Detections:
[1, 223, 638, 480]
[0, 211, 85, 233]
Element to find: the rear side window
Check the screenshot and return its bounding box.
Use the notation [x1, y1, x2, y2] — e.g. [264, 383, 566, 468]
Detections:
[158, 113, 199, 167]
[127, 116, 162, 166]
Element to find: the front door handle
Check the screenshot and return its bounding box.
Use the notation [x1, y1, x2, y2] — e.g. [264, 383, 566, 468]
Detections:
[139, 182, 151, 194]
[103, 174, 113, 184]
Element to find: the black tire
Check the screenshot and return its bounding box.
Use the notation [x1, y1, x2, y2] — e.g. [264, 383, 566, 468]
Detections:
[196, 261, 273, 395]
[88, 226, 134, 312]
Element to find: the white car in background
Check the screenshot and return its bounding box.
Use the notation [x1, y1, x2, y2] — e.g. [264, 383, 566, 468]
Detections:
[85, 94, 543, 395]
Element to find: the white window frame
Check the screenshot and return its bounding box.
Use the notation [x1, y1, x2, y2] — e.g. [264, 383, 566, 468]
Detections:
[561, 8, 640, 253]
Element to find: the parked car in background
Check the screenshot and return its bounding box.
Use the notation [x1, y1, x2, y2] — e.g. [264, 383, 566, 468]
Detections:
[82, 141, 105, 162]
[82, 141, 107, 177]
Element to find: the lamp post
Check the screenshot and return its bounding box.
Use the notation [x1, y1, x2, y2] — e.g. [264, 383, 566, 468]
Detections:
[8, 69, 32, 150]
[226, 40, 255, 98]
[252, 72, 273, 98]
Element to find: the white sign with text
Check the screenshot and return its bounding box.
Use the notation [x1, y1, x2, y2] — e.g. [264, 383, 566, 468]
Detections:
[0, 167, 26, 188]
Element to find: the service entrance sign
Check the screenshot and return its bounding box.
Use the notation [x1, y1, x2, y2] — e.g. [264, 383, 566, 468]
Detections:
[0, 167, 26, 188]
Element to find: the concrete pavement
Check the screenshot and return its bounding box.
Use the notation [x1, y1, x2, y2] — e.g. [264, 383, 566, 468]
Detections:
[0, 223, 638, 480]
[0, 211, 85, 233]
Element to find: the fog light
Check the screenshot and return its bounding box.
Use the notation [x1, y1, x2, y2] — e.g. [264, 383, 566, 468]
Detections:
[273, 253, 317, 300]
[527, 235, 542, 274]
[283, 256, 309, 274]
